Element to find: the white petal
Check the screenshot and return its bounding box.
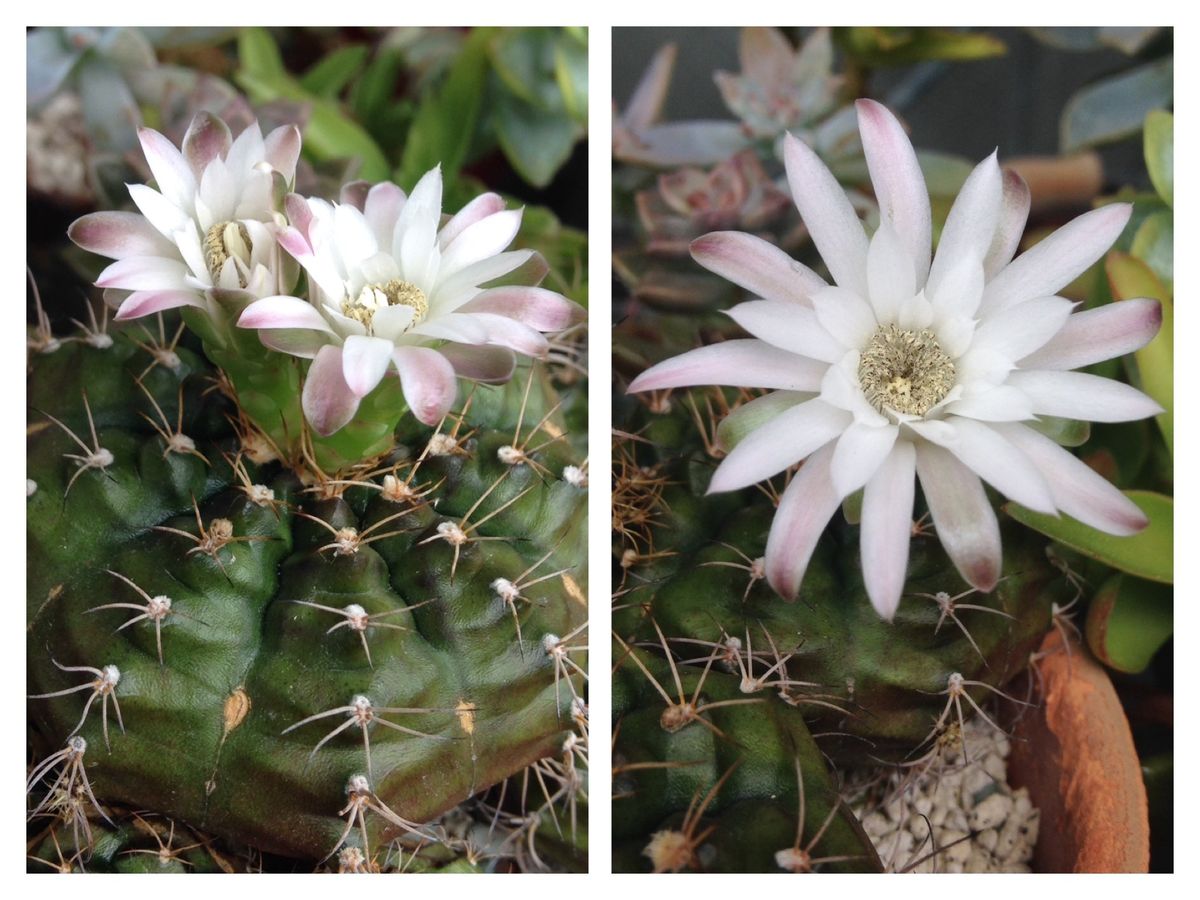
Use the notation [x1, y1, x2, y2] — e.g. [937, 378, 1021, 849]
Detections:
[708, 399, 850, 493]
[1017, 299, 1162, 371]
[137, 127, 196, 213]
[95, 256, 190, 292]
[438, 209, 522, 278]
[399, 209, 440, 292]
[983, 169, 1031, 279]
[128, 184, 191, 237]
[866, 222, 916, 324]
[628, 339, 827, 393]
[926, 152, 1002, 303]
[690, 231, 826, 305]
[68, 210, 177, 260]
[810, 286, 878, 351]
[861, 441, 917, 620]
[915, 442, 1001, 591]
[857, 99, 931, 286]
[926, 255, 984, 319]
[997, 424, 1149, 535]
[944, 385, 1034, 421]
[225, 121, 265, 177]
[724, 300, 841, 363]
[198, 157, 237, 224]
[439, 192, 503, 249]
[363, 182, 407, 247]
[395, 165, 443, 239]
[819, 354, 888, 425]
[908, 416, 1056, 514]
[370, 303, 417, 342]
[409, 312, 490, 344]
[341, 334, 396, 398]
[971, 295, 1075, 362]
[333, 204, 379, 274]
[783, 132, 869, 297]
[981, 203, 1132, 314]
[830, 421, 899, 498]
[1006, 370, 1163, 422]
[764, 442, 841, 600]
[433, 250, 534, 306]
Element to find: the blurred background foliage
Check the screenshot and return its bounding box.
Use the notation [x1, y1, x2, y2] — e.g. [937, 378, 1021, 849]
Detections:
[611, 26, 1171, 872]
[28, 26, 588, 315]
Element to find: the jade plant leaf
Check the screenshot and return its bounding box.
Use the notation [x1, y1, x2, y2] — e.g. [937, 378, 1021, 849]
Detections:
[1005, 490, 1172, 584]
[1060, 56, 1173, 152]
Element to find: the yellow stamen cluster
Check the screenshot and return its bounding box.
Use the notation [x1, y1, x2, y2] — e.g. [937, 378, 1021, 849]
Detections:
[204, 221, 252, 286]
[341, 280, 428, 335]
[858, 324, 955, 417]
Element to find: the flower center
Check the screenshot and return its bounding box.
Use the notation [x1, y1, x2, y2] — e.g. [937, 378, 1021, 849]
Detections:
[204, 221, 253, 286]
[341, 279, 428, 335]
[858, 324, 955, 417]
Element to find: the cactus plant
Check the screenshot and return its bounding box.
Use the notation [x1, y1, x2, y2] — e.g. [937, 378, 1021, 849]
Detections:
[27, 110, 589, 873]
[612, 82, 1161, 872]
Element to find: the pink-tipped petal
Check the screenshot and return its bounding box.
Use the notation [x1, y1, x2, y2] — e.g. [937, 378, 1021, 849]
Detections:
[303, 345, 360, 436]
[96, 257, 190, 292]
[182, 112, 232, 180]
[437, 343, 516, 383]
[829, 422, 899, 498]
[1007, 370, 1163, 422]
[764, 443, 841, 600]
[264, 123, 302, 183]
[983, 169, 1031, 279]
[137, 126, 196, 211]
[238, 296, 336, 334]
[856, 99, 931, 286]
[926, 151, 1003, 306]
[628, 339, 826, 394]
[114, 290, 204, 320]
[690, 231, 826, 305]
[915, 442, 1001, 592]
[724, 300, 842, 363]
[68, 211, 176, 260]
[393, 346, 458, 426]
[783, 132, 869, 297]
[363, 182, 406, 244]
[707, 399, 850, 493]
[981, 203, 1133, 314]
[1017, 298, 1162, 371]
[341, 334, 395, 398]
[467, 314, 551, 358]
[458, 286, 584, 331]
[284, 194, 315, 246]
[997, 424, 1149, 535]
[258, 328, 329, 360]
[907, 417, 1056, 515]
[339, 180, 371, 211]
[861, 441, 917, 620]
[439, 192, 505, 249]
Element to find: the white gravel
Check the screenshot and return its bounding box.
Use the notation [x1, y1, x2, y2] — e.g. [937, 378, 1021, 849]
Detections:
[848, 717, 1040, 873]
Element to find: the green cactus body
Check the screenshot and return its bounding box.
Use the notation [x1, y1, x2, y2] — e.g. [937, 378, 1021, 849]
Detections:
[611, 386, 1064, 872]
[27, 327, 588, 868]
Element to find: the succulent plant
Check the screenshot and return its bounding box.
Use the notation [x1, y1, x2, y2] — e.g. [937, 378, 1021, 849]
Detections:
[27, 111, 589, 873]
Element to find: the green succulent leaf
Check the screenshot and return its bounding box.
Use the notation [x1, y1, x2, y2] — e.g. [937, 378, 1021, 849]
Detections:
[494, 89, 581, 188]
[397, 27, 491, 186]
[836, 27, 1006, 66]
[1085, 574, 1173, 674]
[300, 44, 368, 98]
[1106, 252, 1173, 455]
[1144, 109, 1173, 207]
[1060, 56, 1174, 152]
[1005, 490, 1173, 584]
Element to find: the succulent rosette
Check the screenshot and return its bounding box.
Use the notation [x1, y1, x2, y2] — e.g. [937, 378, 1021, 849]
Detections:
[237, 166, 584, 434]
[629, 99, 1162, 620]
[68, 112, 301, 320]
